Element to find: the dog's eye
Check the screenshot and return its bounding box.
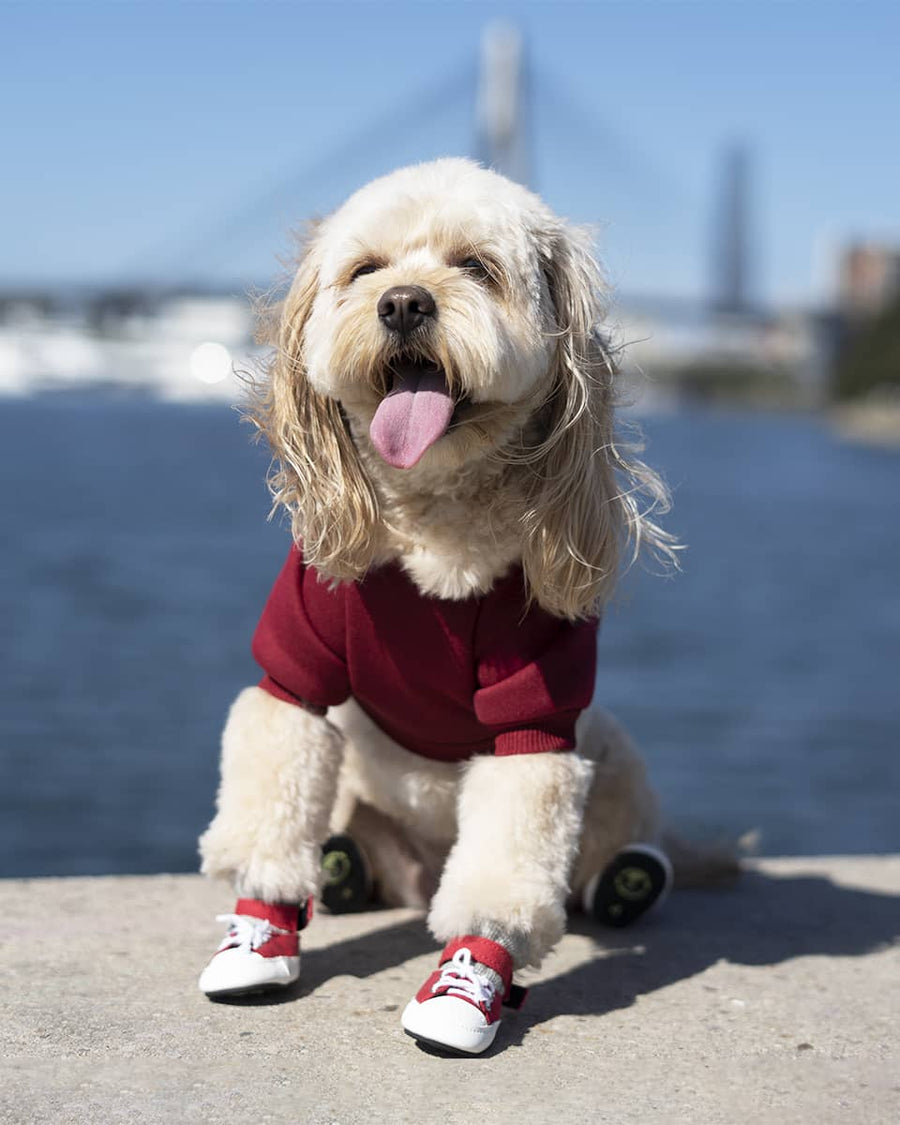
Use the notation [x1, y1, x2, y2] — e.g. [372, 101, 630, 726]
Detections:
[350, 263, 380, 282]
[458, 257, 490, 280]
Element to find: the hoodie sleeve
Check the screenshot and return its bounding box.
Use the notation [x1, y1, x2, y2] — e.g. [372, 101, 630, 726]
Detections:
[252, 546, 351, 712]
[473, 579, 598, 756]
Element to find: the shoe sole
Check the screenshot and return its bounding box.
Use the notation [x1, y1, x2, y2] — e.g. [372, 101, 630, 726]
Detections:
[401, 997, 500, 1056]
[321, 833, 371, 914]
[586, 845, 673, 928]
[204, 980, 296, 1000]
[402, 1028, 492, 1057]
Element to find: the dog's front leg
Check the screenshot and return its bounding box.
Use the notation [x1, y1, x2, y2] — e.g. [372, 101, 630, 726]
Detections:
[199, 685, 346, 903]
[401, 752, 592, 1052]
[427, 751, 594, 967]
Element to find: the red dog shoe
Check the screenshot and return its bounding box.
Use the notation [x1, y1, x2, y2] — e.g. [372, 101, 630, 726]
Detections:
[198, 898, 309, 998]
[401, 936, 526, 1055]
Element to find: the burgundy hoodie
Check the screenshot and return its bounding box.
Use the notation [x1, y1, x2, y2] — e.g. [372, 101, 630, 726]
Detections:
[253, 546, 598, 762]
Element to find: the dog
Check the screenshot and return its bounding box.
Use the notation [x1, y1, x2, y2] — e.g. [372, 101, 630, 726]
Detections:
[198, 158, 730, 1055]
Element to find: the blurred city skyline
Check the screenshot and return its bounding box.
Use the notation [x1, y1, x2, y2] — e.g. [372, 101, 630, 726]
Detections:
[3, 0, 898, 305]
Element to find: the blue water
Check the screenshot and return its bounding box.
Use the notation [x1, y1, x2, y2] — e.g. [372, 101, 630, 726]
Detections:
[1, 397, 898, 877]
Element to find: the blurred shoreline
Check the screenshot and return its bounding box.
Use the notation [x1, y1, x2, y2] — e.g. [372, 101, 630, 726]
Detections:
[829, 394, 900, 449]
[0, 286, 838, 412]
[0, 291, 257, 403]
[5, 291, 900, 455]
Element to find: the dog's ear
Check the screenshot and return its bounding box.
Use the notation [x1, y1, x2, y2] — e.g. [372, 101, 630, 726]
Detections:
[251, 226, 378, 580]
[521, 223, 675, 619]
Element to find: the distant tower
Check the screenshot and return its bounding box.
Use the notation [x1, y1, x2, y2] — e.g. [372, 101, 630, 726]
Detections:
[711, 142, 753, 315]
[476, 22, 529, 186]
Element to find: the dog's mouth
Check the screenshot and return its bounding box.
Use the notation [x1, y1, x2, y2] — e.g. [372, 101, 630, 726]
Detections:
[369, 358, 463, 469]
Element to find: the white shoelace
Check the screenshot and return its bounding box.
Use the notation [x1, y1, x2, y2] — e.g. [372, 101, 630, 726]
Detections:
[432, 947, 497, 1007]
[215, 913, 294, 954]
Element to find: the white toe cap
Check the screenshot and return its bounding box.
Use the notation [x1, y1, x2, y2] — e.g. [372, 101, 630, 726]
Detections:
[199, 949, 300, 997]
[401, 995, 499, 1055]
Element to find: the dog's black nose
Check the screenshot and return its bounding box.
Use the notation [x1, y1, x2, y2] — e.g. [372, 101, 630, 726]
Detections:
[377, 285, 435, 335]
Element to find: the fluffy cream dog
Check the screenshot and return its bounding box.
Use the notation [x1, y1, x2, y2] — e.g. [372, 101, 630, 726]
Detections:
[198, 158, 723, 1055]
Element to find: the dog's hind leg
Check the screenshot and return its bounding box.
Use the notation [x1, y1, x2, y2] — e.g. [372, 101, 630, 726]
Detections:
[330, 799, 445, 909]
[568, 707, 664, 899]
[325, 700, 456, 910]
[570, 708, 739, 924]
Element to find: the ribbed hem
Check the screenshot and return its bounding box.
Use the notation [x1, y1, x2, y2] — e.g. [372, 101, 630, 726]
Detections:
[493, 728, 576, 756]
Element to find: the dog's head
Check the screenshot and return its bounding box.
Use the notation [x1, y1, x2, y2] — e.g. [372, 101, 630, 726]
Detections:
[254, 158, 674, 618]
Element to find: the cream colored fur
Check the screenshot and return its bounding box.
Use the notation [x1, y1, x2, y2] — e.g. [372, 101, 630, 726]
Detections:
[329, 699, 460, 846]
[328, 700, 665, 963]
[199, 687, 346, 903]
[570, 709, 663, 894]
[250, 157, 678, 616]
[428, 751, 594, 968]
[200, 160, 722, 972]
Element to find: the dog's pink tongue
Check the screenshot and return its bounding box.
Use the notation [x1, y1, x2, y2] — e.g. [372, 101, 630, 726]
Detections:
[369, 366, 454, 469]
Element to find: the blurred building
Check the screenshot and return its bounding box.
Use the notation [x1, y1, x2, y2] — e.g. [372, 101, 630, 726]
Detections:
[615, 297, 827, 410]
[836, 242, 900, 319]
[828, 240, 900, 419]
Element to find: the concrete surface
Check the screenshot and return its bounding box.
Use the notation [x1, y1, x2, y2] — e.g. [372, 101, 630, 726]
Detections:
[1, 857, 898, 1125]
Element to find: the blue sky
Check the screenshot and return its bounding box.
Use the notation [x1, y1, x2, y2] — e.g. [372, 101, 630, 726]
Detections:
[2, 0, 897, 305]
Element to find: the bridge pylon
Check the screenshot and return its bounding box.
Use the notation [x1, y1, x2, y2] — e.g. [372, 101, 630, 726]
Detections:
[477, 21, 529, 186]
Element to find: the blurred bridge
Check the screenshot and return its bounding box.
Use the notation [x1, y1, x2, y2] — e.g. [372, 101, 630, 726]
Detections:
[0, 24, 832, 404]
[129, 23, 713, 311]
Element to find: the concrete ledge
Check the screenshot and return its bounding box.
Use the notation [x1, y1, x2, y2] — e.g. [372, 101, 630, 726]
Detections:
[2, 857, 898, 1124]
